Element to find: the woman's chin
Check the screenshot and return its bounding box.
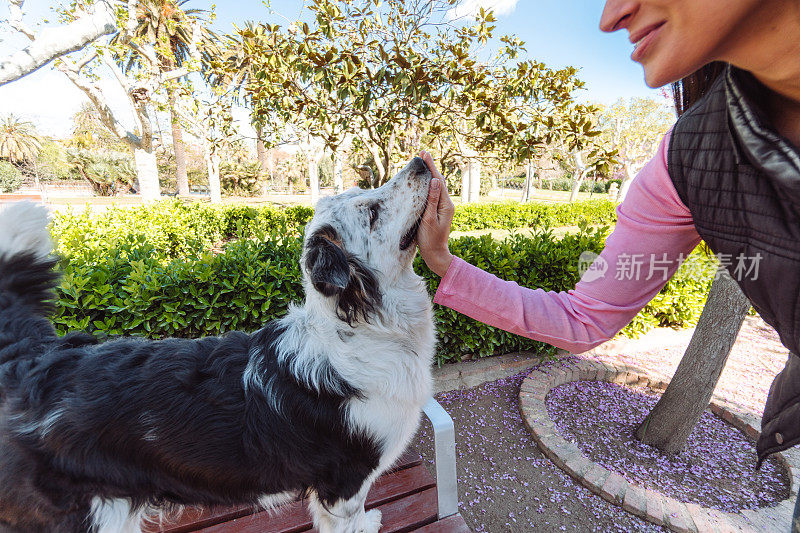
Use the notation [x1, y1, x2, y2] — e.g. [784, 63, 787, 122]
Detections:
[642, 64, 682, 90]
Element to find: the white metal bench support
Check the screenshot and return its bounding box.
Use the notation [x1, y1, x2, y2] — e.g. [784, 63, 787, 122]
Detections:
[422, 397, 459, 519]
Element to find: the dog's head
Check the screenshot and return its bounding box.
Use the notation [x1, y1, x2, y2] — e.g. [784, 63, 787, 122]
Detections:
[302, 157, 431, 325]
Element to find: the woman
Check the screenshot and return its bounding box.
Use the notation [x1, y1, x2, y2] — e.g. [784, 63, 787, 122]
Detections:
[417, 0, 800, 529]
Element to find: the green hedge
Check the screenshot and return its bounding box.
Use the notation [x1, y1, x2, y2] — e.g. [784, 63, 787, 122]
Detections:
[51, 211, 715, 365]
[450, 200, 616, 231]
[53, 200, 314, 261]
[53, 199, 616, 262]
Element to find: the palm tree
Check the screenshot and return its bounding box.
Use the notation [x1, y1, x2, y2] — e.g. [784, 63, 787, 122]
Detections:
[0, 114, 43, 165]
[120, 0, 217, 195]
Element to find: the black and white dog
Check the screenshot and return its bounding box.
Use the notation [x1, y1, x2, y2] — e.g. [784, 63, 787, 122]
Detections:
[0, 158, 435, 533]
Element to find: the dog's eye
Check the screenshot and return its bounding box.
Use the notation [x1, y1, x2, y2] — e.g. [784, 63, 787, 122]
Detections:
[368, 204, 380, 228]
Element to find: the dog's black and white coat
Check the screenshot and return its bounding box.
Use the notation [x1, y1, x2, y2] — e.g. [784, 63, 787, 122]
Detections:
[0, 158, 435, 533]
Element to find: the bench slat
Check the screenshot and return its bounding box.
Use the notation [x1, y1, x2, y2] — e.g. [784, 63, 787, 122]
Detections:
[412, 514, 471, 533]
[144, 506, 253, 533]
[368, 486, 439, 533]
[147, 450, 426, 533]
[194, 486, 440, 533]
[390, 450, 422, 471]
[152, 464, 434, 533]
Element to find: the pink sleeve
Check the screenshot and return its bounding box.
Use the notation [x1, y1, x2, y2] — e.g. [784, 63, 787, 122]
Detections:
[433, 131, 702, 353]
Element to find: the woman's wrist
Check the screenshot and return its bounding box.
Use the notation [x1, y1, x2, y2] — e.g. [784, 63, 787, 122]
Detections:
[430, 251, 454, 277]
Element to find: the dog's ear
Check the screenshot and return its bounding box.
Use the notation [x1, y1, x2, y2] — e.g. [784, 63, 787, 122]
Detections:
[305, 225, 382, 325]
[337, 256, 381, 325]
[305, 226, 351, 297]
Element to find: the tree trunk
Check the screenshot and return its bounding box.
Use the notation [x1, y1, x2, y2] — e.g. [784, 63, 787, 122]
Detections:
[569, 152, 587, 203]
[617, 162, 636, 203]
[256, 124, 268, 181]
[168, 88, 189, 196]
[309, 154, 320, 205]
[206, 151, 221, 203]
[460, 163, 470, 204]
[365, 143, 385, 188]
[635, 270, 751, 454]
[468, 159, 481, 203]
[569, 169, 588, 202]
[520, 161, 533, 203]
[134, 147, 160, 202]
[333, 153, 344, 193]
[0, 0, 116, 85]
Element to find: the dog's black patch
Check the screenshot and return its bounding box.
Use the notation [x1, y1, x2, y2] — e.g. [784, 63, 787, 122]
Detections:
[305, 225, 382, 326]
[1, 308, 382, 531]
[0, 251, 59, 317]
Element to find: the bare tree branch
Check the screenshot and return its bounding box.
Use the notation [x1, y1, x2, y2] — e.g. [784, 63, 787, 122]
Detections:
[7, 0, 36, 40]
[57, 56, 142, 148]
[0, 0, 118, 85]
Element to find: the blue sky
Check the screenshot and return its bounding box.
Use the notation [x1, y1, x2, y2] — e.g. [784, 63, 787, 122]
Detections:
[0, 0, 664, 137]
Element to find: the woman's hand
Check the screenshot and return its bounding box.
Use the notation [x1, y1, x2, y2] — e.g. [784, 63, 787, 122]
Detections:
[418, 151, 455, 277]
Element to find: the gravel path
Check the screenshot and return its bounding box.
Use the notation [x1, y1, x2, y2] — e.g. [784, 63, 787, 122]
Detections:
[414, 372, 666, 532]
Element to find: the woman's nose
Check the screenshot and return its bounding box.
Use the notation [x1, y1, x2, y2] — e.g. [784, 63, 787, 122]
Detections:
[600, 0, 639, 33]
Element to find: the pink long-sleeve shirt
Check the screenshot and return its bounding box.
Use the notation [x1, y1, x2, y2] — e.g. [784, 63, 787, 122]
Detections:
[433, 132, 703, 354]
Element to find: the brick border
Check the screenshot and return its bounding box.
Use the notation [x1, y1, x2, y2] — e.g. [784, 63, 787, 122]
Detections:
[519, 359, 800, 532]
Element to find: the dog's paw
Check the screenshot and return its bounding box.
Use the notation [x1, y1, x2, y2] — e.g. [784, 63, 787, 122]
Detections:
[358, 509, 382, 533]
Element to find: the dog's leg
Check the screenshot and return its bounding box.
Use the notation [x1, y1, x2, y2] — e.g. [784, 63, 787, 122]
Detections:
[89, 498, 143, 533]
[308, 480, 381, 533]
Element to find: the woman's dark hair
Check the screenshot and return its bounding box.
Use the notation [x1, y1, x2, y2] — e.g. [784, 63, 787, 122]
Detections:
[671, 62, 726, 117]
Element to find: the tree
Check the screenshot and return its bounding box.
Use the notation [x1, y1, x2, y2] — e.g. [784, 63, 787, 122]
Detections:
[3, 0, 215, 200]
[118, 0, 215, 196]
[179, 88, 236, 203]
[0, 0, 116, 85]
[599, 97, 674, 202]
[220, 0, 607, 193]
[0, 114, 42, 165]
[58, 1, 212, 200]
[214, 21, 302, 194]
[635, 269, 751, 453]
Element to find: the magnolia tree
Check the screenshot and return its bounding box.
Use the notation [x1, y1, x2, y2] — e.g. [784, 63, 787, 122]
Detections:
[599, 97, 675, 202]
[215, 0, 609, 201]
[1, 0, 215, 201]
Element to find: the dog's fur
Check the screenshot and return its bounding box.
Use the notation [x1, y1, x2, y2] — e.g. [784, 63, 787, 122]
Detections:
[0, 157, 435, 533]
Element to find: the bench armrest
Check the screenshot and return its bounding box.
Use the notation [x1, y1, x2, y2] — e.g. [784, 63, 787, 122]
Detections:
[422, 397, 459, 519]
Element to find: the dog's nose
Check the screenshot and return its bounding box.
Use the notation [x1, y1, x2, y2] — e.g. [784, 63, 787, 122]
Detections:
[410, 156, 427, 175]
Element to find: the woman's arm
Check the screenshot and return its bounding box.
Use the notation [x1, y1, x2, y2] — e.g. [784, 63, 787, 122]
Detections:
[429, 132, 702, 353]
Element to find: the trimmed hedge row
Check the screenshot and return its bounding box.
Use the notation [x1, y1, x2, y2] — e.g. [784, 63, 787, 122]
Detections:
[53, 199, 617, 259]
[52, 218, 715, 365]
[53, 200, 314, 261]
[451, 200, 617, 231]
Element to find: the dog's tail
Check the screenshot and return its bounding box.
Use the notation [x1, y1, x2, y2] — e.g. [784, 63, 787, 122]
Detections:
[0, 202, 59, 315]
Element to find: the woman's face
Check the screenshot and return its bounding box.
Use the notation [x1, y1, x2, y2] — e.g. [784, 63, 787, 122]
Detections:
[600, 0, 775, 87]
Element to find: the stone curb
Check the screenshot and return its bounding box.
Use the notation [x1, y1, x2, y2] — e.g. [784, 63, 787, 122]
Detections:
[518, 358, 797, 533]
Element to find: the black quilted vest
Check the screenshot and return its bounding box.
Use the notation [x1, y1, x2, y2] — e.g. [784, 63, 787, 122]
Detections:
[668, 65, 800, 464]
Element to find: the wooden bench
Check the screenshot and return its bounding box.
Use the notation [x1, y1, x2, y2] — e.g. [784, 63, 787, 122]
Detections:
[146, 399, 469, 532]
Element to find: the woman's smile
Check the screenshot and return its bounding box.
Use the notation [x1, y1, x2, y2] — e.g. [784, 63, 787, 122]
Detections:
[630, 21, 666, 62]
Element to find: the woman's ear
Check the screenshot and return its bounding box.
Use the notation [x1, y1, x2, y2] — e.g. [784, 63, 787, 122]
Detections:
[305, 226, 351, 297]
